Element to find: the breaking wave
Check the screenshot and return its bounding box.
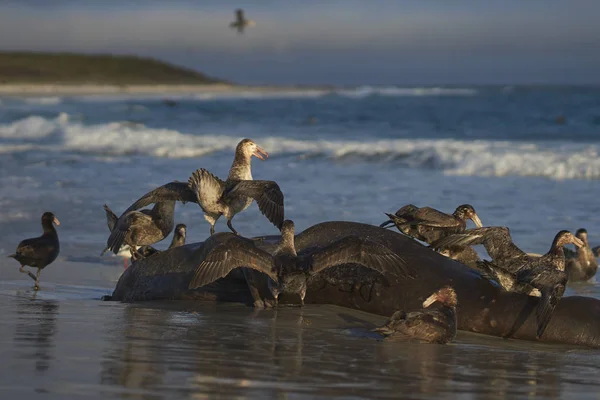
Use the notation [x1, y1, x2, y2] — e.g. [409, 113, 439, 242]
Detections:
[70, 86, 478, 102]
[23, 96, 63, 105]
[1, 114, 599, 181]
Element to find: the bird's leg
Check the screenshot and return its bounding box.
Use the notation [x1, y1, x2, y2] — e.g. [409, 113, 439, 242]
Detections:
[130, 246, 143, 263]
[268, 280, 280, 308]
[243, 268, 267, 309]
[210, 224, 215, 236]
[299, 285, 307, 307]
[227, 219, 239, 236]
[19, 265, 37, 282]
[34, 268, 41, 290]
[270, 287, 280, 308]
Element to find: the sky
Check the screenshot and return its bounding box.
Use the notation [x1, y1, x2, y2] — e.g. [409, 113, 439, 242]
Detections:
[0, 0, 598, 85]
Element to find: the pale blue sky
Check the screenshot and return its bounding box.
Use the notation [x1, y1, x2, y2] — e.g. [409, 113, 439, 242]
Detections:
[0, 1, 598, 84]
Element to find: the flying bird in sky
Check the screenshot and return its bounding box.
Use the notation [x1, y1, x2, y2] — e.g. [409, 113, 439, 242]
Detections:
[230, 9, 256, 34]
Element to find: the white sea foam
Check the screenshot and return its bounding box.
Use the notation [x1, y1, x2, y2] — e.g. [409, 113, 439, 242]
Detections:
[1, 114, 599, 181]
[70, 86, 478, 103]
[189, 86, 478, 100]
[0, 115, 59, 139]
[335, 86, 478, 98]
[192, 90, 327, 101]
[23, 96, 63, 105]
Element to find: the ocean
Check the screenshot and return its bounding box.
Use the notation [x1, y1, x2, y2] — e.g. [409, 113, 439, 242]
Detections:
[1, 86, 599, 398]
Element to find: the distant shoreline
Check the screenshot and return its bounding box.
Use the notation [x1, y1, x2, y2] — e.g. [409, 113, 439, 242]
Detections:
[0, 83, 332, 97]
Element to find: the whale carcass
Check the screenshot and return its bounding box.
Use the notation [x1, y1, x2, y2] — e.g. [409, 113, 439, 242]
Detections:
[110, 221, 600, 348]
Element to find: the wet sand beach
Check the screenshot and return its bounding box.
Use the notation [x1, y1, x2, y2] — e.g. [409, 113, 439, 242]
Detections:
[0, 258, 600, 399]
[0, 289, 596, 398]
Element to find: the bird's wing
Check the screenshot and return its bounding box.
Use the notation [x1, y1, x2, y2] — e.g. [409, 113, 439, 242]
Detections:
[474, 260, 505, 284]
[535, 285, 564, 339]
[105, 212, 149, 254]
[430, 227, 509, 249]
[403, 207, 460, 228]
[124, 181, 198, 214]
[430, 232, 486, 250]
[592, 245, 600, 258]
[392, 204, 419, 218]
[224, 180, 284, 229]
[517, 266, 567, 338]
[15, 237, 56, 261]
[188, 239, 277, 289]
[308, 236, 412, 279]
[103, 204, 118, 232]
[188, 169, 226, 214]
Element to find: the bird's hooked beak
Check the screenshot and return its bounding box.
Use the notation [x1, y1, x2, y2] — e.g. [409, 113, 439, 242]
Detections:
[53, 216, 61, 226]
[471, 213, 483, 228]
[252, 145, 268, 161]
[422, 293, 439, 308]
[573, 236, 584, 248]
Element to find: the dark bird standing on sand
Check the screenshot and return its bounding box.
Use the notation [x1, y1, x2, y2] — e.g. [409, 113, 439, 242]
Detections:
[565, 228, 598, 282]
[230, 9, 256, 34]
[431, 228, 583, 338]
[380, 204, 483, 267]
[187, 220, 411, 306]
[374, 287, 457, 344]
[8, 212, 60, 290]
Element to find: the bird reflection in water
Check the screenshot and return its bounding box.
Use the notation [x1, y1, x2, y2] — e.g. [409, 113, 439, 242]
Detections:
[268, 307, 305, 374]
[100, 306, 167, 399]
[13, 296, 59, 374]
[373, 338, 563, 398]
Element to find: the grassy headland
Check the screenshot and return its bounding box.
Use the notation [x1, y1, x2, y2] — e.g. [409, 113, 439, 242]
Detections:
[0, 52, 223, 85]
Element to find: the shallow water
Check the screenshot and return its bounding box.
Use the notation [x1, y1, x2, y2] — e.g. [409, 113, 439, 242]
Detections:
[1, 86, 600, 398]
[1, 275, 600, 400]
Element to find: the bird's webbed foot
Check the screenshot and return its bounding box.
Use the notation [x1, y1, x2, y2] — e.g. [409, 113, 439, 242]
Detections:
[253, 299, 268, 309]
[263, 298, 277, 309]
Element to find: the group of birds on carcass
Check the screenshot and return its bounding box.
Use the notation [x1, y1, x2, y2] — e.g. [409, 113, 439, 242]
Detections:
[7, 138, 599, 345]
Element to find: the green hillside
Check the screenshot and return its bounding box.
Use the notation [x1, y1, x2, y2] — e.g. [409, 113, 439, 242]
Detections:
[0, 52, 224, 84]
